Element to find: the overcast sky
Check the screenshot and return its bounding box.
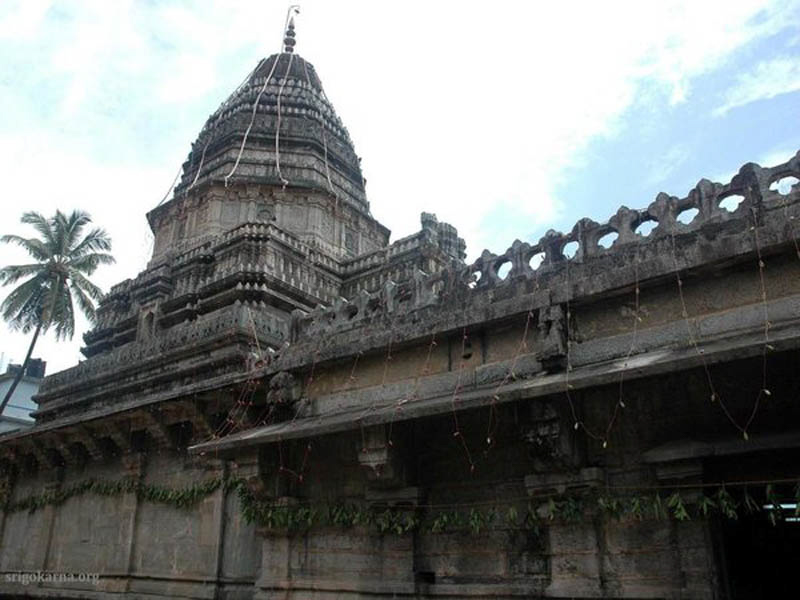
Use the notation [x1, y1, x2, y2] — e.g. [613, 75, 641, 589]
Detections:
[1, 0, 799, 375]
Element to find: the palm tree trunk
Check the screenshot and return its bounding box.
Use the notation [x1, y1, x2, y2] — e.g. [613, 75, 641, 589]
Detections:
[0, 321, 42, 416]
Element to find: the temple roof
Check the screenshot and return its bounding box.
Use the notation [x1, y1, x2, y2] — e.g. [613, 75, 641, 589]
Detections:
[172, 42, 368, 212]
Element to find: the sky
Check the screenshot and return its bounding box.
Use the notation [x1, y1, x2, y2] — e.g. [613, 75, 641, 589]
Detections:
[1, 0, 799, 376]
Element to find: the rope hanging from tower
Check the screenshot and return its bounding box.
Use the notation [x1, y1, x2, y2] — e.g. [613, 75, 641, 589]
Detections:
[224, 5, 300, 188]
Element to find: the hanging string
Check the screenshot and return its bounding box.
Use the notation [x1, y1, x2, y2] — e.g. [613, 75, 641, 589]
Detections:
[301, 56, 338, 200]
[451, 326, 475, 473]
[275, 51, 295, 188]
[743, 206, 772, 435]
[605, 242, 643, 442]
[562, 255, 605, 445]
[448, 276, 477, 473]
[485, 308, 533, 449]
[356, 288, 403, 451]
[187, 139, 210, 193]
[156, 162, 184, 207]
[386, 332, 437, 446]
[668, 232, 744, 434]
[482, 253, 543, 454]
[224, 6, 299, 187]
[780, 195, 800, 260]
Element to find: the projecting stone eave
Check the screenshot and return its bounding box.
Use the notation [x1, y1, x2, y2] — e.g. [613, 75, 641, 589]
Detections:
[187, 314, 800, 458]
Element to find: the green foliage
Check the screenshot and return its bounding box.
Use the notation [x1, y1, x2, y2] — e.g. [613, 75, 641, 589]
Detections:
[4, 474, 797, 536]
[1, 210, 114, 338]
[1, 209, 115, 412]
[3, 477, 223, 514]
[597, 496, 623, 519]
[697, 495, 717, 517]
[765, 484, 782, 526]
[667, 492, 690, 521]
[716, 488, 738, 520]
[743, 488, 760, 514]
[506, 506, 519, 527]
[626, 495, 648, 521]
[374, 509, 419, 535]
[651, 493, 667, 520]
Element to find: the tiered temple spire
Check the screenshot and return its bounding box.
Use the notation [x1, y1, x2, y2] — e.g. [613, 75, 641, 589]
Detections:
[283, 17, 296, 53]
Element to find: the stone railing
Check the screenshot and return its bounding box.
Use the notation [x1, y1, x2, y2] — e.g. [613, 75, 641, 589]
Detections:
[339, 213, 464, 286]
[291, 152, 800, 342]
[39, 302, 287, 399]
[339, 230, 426, 276]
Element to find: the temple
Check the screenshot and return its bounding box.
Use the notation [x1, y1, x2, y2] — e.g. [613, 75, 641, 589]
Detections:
[1, 18, 799, 600]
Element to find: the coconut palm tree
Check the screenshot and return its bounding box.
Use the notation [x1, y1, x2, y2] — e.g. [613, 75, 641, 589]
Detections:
[0, 210, 114, 413]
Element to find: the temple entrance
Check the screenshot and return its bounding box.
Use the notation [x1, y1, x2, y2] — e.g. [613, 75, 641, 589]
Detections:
[719, 497, 800, 598]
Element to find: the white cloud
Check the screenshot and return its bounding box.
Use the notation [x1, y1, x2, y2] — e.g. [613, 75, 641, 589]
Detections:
[714, 56, 800, 116]
[0, 0, 52, 41]
[0, 131, 174, 373]
[645, 144, 690, 188]
[710, 145, 799, 184]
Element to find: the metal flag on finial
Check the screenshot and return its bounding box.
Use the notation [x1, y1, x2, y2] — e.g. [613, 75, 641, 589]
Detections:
[284, 6, 300, 53]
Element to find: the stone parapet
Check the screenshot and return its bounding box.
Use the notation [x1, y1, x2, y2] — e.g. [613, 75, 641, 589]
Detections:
[290, 152, 800, 347]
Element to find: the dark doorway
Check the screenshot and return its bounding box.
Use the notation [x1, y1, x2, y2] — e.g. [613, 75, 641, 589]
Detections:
[720, 503, 800, 599]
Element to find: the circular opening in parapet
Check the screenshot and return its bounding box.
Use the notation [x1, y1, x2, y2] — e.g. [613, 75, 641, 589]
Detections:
[468, 270, 481, 289]
[598, 231, 618, 249]
[718, 194, 745, 212]
[635, 219, 658, 237]
[677, 207, 699, 225]
[562, 241, 579, 259]
[496, 261, 512, 280]
[529, 252, 545, 270]
[770, 176, 799, 196]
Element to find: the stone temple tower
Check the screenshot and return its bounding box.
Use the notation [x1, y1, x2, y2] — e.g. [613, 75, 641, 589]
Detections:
[148, 18, 387, 266]
[34, 20, 465, 424]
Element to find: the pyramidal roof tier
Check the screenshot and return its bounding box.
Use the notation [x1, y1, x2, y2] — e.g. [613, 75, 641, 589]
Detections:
[173, 31, 368, 213]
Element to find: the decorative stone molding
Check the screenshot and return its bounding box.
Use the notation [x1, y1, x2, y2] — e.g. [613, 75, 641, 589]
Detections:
[536, 303, 568, 372]
[266, 371, 298, 407]
[357, 425, 405, 488]
[231, 451, 266, 499]
[365, 486, 421, 509]
[521, 400, 579, 473]
[524, 467, 605, 497]
[121, 451, 146, 479]
[654, 459, 704, 483]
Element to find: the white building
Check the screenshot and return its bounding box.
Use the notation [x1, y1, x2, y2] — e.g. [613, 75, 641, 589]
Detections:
[0, 358, 45, 433]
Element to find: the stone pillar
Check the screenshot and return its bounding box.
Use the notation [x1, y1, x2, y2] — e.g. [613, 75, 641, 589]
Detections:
[114, 451, 145, 594]
[208, 458, 228, 599]
[37, 468, 64, 590]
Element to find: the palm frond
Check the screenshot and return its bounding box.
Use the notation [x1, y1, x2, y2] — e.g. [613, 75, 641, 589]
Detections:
[20, 212, 57, 252]
[53, 285, 75, 340]
[0, 264, 48, 286]
[44, 276, 74, 340]
[0, 235, 52, 262]
[70, 281, 97, 324]
[0, 275, 48, 332]
[4, 291, 46, 334]
[68, 252, 115, 276]
[69, 227, 112, 258]
[68, 270, 105, 301]
[4, 209, 113, 342]
[56, 210, 92, 256]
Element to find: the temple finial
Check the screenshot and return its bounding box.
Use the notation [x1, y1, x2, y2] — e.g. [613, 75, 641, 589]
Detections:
[283, 7, 300, 53]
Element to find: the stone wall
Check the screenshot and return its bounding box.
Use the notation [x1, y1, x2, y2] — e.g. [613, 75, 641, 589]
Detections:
[1, 154, 799, 598]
